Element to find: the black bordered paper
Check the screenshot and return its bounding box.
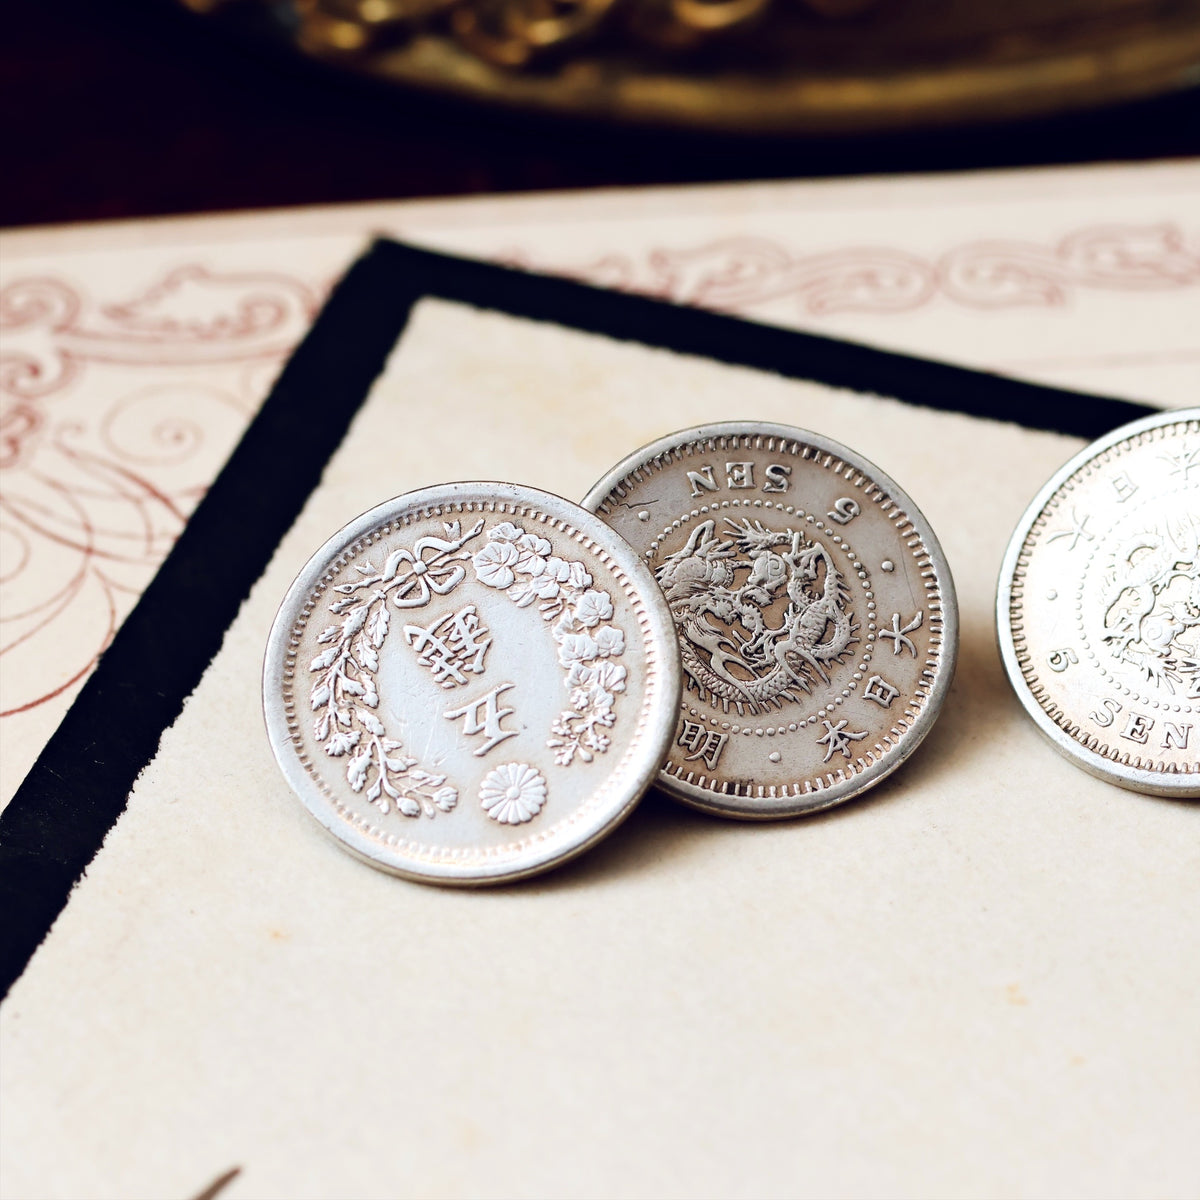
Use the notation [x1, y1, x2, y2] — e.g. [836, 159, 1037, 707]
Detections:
[0, 238, 1155, 999]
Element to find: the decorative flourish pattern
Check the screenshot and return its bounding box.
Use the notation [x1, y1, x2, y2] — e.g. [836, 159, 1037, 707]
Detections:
[938, 226, 1200, 308]
[0, 266, 322, 731]
[0, 268, 320, 401]
[645, 240, 936, 313]
[509, 223, 1200, 315]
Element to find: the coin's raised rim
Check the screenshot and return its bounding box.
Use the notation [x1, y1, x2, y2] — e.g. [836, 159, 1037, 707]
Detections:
[263, 481, 682, 883]
[996, 406, 1200, 799]
[582, 421, 959, 818]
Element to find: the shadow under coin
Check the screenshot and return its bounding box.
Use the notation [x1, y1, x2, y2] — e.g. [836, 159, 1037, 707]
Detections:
[518, 785, 717, 893]
[852, 610, 1012, 803]
[508, 611, 1019, 891]
[805, 609, 1016, 819]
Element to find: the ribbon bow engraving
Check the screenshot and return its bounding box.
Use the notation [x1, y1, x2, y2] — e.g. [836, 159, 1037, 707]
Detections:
[329, 518, 486, 612]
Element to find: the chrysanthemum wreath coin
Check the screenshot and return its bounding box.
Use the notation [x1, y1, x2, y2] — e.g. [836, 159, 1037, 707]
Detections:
[584, 422, 959, 819]
[264, 482, 682, 884]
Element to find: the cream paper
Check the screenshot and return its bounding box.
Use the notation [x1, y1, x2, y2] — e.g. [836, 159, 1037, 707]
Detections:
[2, 299, 1196, 1200]
[5, 160, 1199, 804]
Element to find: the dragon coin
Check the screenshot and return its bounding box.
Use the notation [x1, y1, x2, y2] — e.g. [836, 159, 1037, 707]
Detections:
[583, 422, 958, 818]
[997, 407, 1200, 797]
[264, 482, 681, 883]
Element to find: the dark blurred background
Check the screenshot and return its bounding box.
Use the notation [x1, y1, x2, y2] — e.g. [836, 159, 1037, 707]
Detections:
[3, 0, 1199, 230]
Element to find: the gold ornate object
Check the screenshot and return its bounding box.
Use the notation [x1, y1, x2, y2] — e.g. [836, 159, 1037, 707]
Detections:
[177, 0, 1200, 131]
[451, 0, 617, 69]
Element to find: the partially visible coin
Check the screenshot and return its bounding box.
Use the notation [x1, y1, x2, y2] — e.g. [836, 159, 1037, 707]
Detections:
[583, 422, 958, 818]
[264, 482, 681, 883]
[997, 408, 1200, 798]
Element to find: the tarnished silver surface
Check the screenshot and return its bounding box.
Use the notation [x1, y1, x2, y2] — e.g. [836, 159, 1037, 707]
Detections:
[997, 408, 1200, 798]
[583, 423, 958, 818]
[264, 482, 681, 883]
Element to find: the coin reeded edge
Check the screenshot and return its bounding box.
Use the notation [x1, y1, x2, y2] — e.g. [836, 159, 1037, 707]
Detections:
[996, 407, 1200, 799]
[583, 421, 960, 818]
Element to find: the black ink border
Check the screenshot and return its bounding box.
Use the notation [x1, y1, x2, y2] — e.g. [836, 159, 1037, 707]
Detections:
[0, 239, 1154, 999]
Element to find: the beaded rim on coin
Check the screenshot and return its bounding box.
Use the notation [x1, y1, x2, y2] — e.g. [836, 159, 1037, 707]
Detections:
[583, 421, 959, 819]
[263, 481, 682, 884]
[996, 407, 1200, 799]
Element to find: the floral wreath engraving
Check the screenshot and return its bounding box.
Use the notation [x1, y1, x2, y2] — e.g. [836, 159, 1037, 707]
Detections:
[307, 513, 629, 820]
[656, 517, 858, 715]
[308, 518, 486, 817]
[471, 520, 627, 768]
[1101, 513, 1200, 697]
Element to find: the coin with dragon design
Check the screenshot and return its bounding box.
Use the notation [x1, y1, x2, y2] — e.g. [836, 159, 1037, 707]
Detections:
[583, 423, 958, 818]
[998, 408, 1200, 797]
[264, 482, 681, 883]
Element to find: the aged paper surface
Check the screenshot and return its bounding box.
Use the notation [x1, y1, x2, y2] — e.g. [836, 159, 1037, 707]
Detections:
[2, 301, 1196, 1200]
[3, 161, 1199, 803]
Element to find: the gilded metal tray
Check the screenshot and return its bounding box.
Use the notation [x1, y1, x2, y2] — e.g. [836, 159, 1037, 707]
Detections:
[181, 0, 1200, 133]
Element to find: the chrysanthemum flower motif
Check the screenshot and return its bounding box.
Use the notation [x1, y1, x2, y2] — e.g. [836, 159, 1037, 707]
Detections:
[473, 540, 521, 588]
[573, 589, 614, 628]
[479, 762, 548, 825]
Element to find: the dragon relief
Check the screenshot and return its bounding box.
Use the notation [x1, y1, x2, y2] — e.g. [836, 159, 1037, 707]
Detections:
[1101, 511, 1200, 696]
[655, 517, 858, 714]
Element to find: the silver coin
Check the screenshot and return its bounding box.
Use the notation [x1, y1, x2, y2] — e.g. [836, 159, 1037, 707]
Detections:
[582, 422, 959, 818]
[263, 482, 682, 883]
[997, 407, 1200, 798]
